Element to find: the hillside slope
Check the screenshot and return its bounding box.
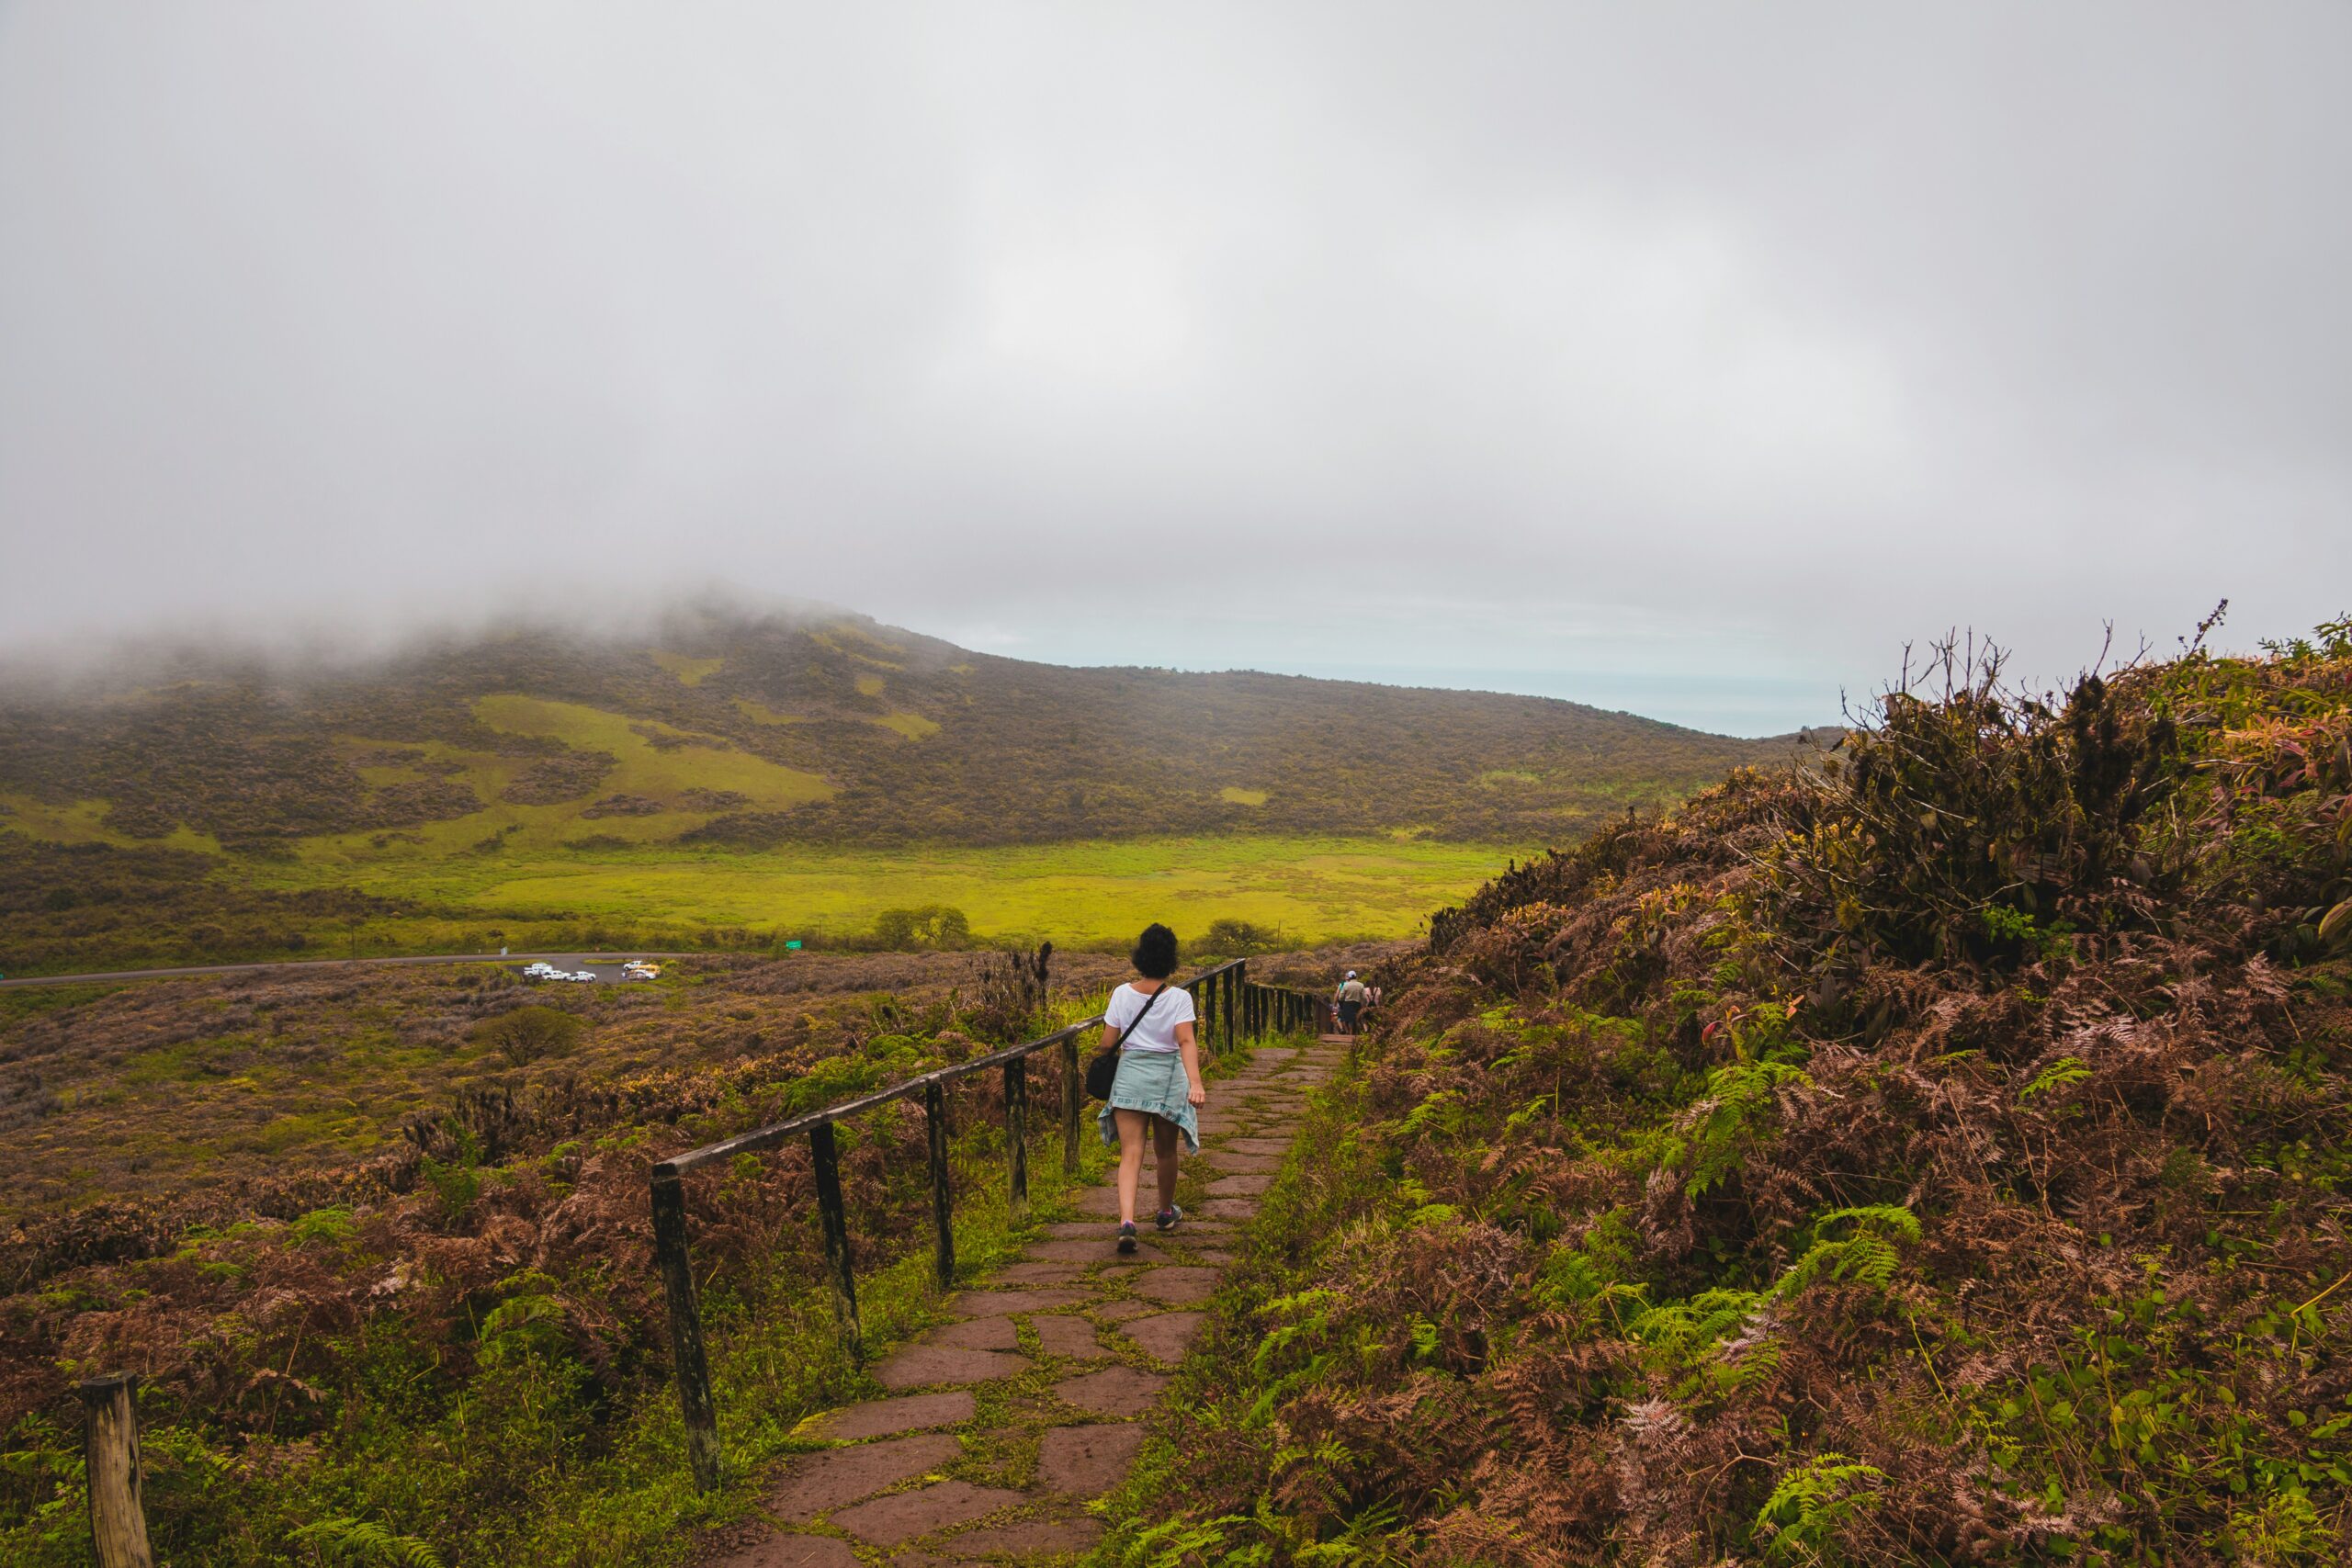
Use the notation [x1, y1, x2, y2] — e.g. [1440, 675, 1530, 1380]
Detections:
[1113, 621, 2352, 1565]
[0, 605, 1813, 855]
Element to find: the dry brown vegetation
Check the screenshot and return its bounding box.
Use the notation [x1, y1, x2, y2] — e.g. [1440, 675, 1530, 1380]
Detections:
[0, 942, 1178, 1562]
[1118, 620, 2352, 1564]
[0, 949, 1133, 1280]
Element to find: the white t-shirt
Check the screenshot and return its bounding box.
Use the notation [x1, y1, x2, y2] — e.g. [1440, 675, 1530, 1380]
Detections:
[1103, 982, 1197, 1054]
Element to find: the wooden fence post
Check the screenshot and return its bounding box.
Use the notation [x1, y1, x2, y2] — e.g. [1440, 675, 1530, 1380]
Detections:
[649, 1171, 721, 1491]
[1060, 1034, 1081, 1176]
[1004, 1056, 1029, 1224]
[1224, 962, 1238, 1047]
[808, 1122, 863, 1360]
[79, 1373, 153, 1568]
[923, 1079, 955, 1291]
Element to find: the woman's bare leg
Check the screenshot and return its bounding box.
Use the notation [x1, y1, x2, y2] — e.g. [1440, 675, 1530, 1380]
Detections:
[1153, 1117, 1181, 1213]
[1114, 1109, 1150, 1225]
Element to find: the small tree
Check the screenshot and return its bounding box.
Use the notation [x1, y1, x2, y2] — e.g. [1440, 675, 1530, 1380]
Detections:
[872, 905, 973, 951]
[1201, 918, 1282, 956]
[469, 1005, 582, 1068]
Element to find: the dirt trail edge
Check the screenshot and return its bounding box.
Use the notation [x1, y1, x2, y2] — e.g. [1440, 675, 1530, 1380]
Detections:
[698, 1035, 1345, 1568]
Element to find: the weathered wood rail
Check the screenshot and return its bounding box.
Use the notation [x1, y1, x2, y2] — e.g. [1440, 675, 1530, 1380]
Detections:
[649, 956, 1321, 1489]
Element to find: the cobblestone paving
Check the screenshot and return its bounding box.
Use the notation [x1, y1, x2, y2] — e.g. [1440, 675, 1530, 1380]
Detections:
[704, 1038, 1343, 1567]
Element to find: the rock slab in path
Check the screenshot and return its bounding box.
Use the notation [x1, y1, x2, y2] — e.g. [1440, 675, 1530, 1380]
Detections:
[948, 1288, 1088, 1316]
[873, 1345, 1030, 1391]
[1051, 1365, 1170, 1415]
[707, 1533, 861, 1568]
[1206, 1173, 1273, 1197]
[1120, 1311, 1206, 1365]
[799, 1390, 975, 1441]
[1035, 1422, 1147, 1494]
[1029, 1314, 1109, 1359]
[922, 1317, 1019, 1351]
[1091, 1299, 1154, 1323]
[766, 1432, 961, 1522]
[829, 1480, 1024, 1547]
[1134, 1267, 1223, 1305]
[987, 1261, 1089, 1285]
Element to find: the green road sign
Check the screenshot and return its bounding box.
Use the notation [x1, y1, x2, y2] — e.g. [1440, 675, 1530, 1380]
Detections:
[785, 940, 802, 951]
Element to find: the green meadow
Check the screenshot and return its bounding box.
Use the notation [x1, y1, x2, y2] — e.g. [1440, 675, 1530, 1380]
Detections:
[250, 833, 1514, 953]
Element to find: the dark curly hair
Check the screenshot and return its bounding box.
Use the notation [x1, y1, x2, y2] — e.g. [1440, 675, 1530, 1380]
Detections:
[1131, 922, 1179, 980]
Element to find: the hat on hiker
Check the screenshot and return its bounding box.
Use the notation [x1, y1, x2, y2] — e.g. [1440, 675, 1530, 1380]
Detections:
[1345, 971, 1357, 979]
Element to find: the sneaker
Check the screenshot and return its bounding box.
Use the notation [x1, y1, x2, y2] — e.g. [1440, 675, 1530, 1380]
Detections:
[1116, 1222, 1137, 1255]
[1155, 1204, 1183, 1233]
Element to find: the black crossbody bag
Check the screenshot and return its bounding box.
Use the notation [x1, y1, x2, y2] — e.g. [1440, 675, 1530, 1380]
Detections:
[1084, 984, 1169, 1101]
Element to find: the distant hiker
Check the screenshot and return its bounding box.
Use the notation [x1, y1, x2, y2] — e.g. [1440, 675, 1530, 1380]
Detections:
[1097, 923, 1204, 1254]
[1335, 970, 1367, 1033]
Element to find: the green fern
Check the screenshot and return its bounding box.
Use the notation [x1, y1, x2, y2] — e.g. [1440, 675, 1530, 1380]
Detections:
[1115, 1512, 1243, 1565]
[287, 1515, 444, 1567]
[1684, 1059, 1814, 1196]
[2018, 1055, 2093, 1100]
[1772, 1205, 1920, 1302]
[1754, 1452, 1883, 1563]
[1629, 1286, 1762, 1354]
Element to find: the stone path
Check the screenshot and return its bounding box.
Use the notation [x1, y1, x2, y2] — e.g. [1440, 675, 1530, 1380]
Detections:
[702, 1038, 1344, 1568]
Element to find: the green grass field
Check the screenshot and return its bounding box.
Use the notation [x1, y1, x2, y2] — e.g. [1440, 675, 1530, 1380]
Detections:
[251, 833, 1511, 953]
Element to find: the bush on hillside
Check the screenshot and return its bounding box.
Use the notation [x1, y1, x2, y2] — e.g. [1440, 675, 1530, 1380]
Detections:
[468, 1004, 582, 1068]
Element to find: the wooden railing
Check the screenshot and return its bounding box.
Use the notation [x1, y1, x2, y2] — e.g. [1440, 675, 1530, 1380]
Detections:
[648, 956, 1323, 1488]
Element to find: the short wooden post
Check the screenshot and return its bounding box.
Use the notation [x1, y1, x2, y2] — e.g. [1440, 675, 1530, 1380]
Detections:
[1003, 1055, 1029, 1223]
[923, 1079, 955, 1291]
[649, 1170, 721, 1491]
[808, 1122, 862, 1360]
[1206, 972, 1222, 1055]
[1222, 964, 1238, 1049]
[1060, 1034, 1081, 1176]
[79, 1373, 153, 1568]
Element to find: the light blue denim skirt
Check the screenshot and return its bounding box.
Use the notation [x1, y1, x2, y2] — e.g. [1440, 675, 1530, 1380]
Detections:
[1097, 1049, 1199, 1153]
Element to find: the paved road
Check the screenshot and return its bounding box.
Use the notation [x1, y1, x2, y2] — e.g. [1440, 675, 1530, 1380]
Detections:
[0, 952, 703, 989]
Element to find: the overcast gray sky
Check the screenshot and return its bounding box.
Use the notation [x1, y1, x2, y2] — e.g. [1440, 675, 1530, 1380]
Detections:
[3, 3, 2345, 733]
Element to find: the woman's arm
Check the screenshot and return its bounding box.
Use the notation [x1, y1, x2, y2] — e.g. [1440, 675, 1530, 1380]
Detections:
[1100, 1022, 1120, 1054]
[1178, 1021, 1204, 1106]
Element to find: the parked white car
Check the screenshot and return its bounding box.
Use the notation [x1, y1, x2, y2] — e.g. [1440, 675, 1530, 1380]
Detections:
[523, 962, 558, 978]
[622, 961, 661, 980]
[567, 970, 599, 982]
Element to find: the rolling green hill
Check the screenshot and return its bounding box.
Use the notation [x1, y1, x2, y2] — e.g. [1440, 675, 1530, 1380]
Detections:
[0, 605, 1824, 969]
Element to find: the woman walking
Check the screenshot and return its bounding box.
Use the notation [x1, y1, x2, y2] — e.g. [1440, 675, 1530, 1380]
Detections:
[1097, 923, 1204, 1254]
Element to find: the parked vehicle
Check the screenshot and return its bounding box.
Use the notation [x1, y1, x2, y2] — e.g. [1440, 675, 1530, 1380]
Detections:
[621, 961, 661, 979]
[568, 970, 598, 982]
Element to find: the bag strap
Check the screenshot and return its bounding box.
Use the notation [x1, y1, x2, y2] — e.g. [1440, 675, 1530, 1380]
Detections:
[1105, 983, 1170, 1052]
